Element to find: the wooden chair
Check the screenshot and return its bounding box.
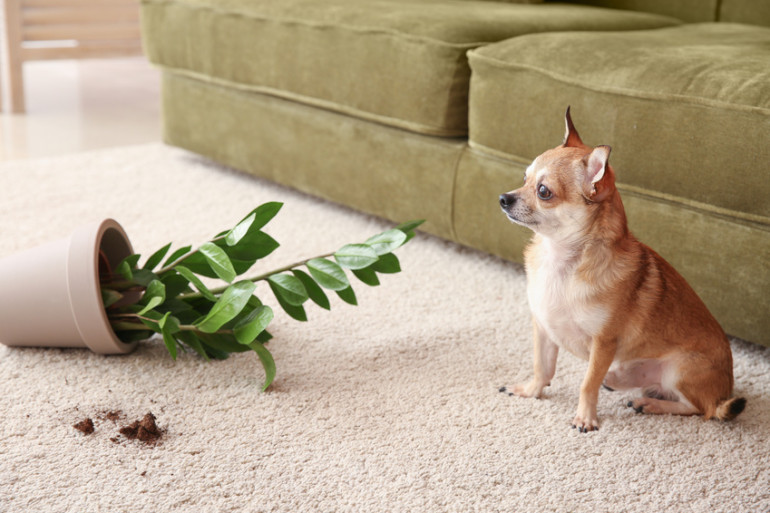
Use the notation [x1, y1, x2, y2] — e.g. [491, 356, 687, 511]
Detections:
[1, 0, 143, 113]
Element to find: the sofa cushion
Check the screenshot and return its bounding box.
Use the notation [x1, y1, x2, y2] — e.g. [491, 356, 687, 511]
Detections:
[468, 23, 770, 220]
[720, 0, 770, 28]
[552, 0, 718, 23]
[141, 0, 678, 136]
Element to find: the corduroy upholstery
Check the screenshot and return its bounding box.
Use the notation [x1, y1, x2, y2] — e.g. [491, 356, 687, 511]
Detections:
[142, 0, 678, 136]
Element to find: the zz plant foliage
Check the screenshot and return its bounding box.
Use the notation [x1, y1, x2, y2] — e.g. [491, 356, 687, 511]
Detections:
[100, 201, 422, 390]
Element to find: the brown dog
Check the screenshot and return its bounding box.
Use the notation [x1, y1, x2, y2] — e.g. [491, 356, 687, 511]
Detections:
[499, 108, 745, 432]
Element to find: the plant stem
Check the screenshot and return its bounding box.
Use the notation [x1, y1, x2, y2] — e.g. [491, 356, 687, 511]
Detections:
[110, 321, 150, 331]
[110, 315, 234, 336]
[178, 251, 335, 300]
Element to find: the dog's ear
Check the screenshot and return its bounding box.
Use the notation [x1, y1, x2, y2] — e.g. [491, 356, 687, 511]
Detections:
[586, 145, 610, 184]
[562, 106, 584, 148]
[584, 145, 614, 201]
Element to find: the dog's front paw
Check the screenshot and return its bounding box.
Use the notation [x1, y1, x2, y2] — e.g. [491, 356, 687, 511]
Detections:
[571, 413, 600, 433]
[511, 380, 546, 399]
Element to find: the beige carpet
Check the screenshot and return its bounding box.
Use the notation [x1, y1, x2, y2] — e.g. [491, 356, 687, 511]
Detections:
[1, 144, 768, 512]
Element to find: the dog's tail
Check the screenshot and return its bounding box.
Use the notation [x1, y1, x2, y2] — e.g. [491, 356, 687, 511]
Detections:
[714, 397, 747, 421]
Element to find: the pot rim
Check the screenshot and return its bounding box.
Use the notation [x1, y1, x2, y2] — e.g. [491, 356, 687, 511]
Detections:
[67, 218, 138, 354]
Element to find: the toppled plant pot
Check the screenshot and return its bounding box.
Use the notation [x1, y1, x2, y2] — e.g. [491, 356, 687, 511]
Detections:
[0, 218, 137, 354]
[1, 203, 423, 390]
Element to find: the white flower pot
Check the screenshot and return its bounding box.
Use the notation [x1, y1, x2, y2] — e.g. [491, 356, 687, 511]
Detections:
[0, 219, 138, 354]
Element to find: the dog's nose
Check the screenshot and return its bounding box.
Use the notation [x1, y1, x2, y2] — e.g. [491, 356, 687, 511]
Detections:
[499, 193, 516, 209]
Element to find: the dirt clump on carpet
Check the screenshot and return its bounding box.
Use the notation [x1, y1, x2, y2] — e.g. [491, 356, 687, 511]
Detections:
[73, 418, 95, 435]
[119, 413, 163, 445]
[71, 410, 163, 445]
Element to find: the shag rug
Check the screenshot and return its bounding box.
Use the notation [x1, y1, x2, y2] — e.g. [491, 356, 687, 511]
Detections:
[0, 144, 768, 512]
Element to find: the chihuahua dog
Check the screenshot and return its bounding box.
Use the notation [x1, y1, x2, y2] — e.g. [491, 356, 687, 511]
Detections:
[499, 108, 745, 432]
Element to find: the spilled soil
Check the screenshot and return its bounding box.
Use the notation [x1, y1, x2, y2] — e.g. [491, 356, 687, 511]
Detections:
[72, 410, 164, 446]
[118, 413, 162, 445]
[73, 418, 95, 435]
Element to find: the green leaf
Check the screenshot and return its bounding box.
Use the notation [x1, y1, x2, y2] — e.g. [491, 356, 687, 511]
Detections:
[225, 212, 256, 247]
[292, 269, 330, 310]
[195, 281, 256, 333]
[115, 329, 154, 344]
[220, 231, 280, 262]
[336, 286, 357, 306]
[143, 242, 172, 270]
[371, 253, 401, 274]
[137, 280, 166, 315]
[334, 244, 379, 270]
[176, 331, 210, 361]
[199, 345, 230, 360]
[234, 305, 274, 345]
[267, 273, 308, 306]
[245, 202, 283, 232]
[176, 265, 218, 302]
[352, 267, 380, 287]
[199, 242, 236, 283]
[101, 288, 123, 308]
[140, 279, 165, 303]
[163, 245, 192, 267]
[159, 312, 179, 360]
[158, 311, 180, 334]
[137, 298, 163, 316]
[180, 252, 218, 279]
[365, 229, 407, 256]
[250, 341, 276, 391]
[220, 202, 281, 247]
[199, 332, 251, 354]
[137, 309, 163, 332]
[395, 219, 425, 243]
[116, 254, 140, 280]
[160, 271, 192, 298]
[273, 292, 308, 321]
[161, 334, 177, 360]
[131, 269, 159, 287]
[119, 254, 141, 269]
[156, 298, 195, 318]
[306, 258, 349, 291]
[395, 219, 425, 233]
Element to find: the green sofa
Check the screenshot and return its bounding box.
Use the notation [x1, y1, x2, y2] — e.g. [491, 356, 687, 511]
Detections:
[140, 0, 770, 346]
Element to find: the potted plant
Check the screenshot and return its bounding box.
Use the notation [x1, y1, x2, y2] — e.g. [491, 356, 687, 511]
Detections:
[0, 218, 139, 355]
[0, 202, 421, 390]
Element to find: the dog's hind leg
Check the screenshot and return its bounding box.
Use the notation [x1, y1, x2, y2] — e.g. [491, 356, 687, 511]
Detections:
[626, 396, 699, 416]
[603, 359, 662, 391]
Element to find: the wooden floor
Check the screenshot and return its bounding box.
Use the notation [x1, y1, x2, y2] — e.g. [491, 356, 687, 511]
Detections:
[0, 57, 161, 162]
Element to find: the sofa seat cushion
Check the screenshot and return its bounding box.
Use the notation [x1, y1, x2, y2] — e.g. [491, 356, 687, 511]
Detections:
[468, 23, 770, 220]
[141, 0, 678, 136]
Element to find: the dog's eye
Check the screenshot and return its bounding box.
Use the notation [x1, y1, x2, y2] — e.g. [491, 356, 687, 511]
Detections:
[537, 184, 553, 200]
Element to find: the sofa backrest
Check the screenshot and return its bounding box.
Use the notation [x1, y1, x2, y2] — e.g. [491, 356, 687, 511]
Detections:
[549, 0, 717, 23]
[719, 0, 770, 27]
